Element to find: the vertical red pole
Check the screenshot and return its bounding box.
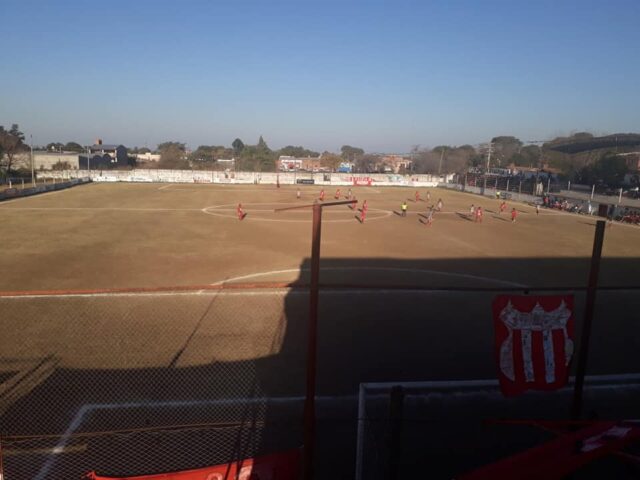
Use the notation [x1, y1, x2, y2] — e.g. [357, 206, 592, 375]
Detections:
[304, 201, 322, 480]
[571, 219, 605, 420]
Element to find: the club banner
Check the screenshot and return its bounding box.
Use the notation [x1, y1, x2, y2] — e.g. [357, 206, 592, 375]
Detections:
[349, 176, 372, 186]
[492, 295, 574, 397]
[85, 449, 300, 480]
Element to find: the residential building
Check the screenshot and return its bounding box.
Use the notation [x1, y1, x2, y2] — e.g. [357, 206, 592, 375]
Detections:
[217, 158, 235, 169]
[619, 152, 640, 172]
[80, 139, 128, 169]
[135, 152, 161, 162]
[279, 155, 325, 172]
[379, 155, 412, 173]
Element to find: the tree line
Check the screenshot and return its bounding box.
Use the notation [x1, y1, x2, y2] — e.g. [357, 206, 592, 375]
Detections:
[2, 124, 638, 187]
[152, 137, 364, 173]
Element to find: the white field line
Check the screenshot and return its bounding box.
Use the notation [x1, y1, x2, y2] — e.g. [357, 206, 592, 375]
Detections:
[0, 288, 534, 300]
[202, 202, 392, 223]
[354, 373, 640, 479]
[158, 184, 384, 194]
[212, 267, 527, 288]
[360, 373, 640, 392]
[32, 394, 355, 479]
[0, 207, 201, 212]
[0, 266, 529, 298]
[30, 372, 640, 478]
[33, 404, 91, 480]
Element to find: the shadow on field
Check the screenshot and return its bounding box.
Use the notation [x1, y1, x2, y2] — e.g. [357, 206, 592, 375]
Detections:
[456, 212, 474, 222]
[2, 256, 640, 478]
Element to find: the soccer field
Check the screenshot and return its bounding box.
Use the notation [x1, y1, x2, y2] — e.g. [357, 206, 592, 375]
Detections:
[0, 181, 639, 291]
[1, 182, 640, 479]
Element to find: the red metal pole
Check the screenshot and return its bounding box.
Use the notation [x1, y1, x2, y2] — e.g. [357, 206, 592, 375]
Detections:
[571, 220, 606, 420]
[303, 201, 322, 480]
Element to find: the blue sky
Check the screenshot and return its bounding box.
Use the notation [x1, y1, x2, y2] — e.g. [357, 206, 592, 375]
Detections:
[1, 0, 639, 152]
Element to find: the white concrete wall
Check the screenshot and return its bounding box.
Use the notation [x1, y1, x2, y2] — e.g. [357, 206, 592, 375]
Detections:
[32, 152, 80, 170]
[39, 169, 452, 188]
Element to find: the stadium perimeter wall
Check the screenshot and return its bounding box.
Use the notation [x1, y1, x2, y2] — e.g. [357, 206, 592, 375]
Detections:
[38, 169, 452, 188]
[0, 177, 91, 202]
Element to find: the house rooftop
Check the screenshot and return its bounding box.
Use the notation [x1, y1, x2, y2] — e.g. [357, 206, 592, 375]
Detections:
[90, 144, 124, 151]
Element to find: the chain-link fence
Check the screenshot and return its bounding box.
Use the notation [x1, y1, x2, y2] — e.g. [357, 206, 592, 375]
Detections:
[0, 287, 306, 479]
[441, 173, 564, 204]
[345, 287, 640, 479]
[2, 284, 640, 479]
[355, 375, 640, 480]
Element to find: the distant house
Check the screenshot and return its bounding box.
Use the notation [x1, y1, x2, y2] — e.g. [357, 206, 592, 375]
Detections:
[80, 139, 128, 169]
[278, 155, 325, 172]
[618, 152, 640, 172]
[216, 158, 235, 169]
[135, 152, 161, 163]
[379, 155, 412, 173]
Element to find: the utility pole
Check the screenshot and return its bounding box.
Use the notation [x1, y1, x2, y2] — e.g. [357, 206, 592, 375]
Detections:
[485, 142, 493, 173]
[30, 135, 35, 186]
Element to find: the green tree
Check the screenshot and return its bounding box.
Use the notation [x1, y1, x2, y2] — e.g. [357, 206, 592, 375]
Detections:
[491, 136, 523, 166]
[0, 124, 27, 176]
[232, 138, 245, 155]
[157, 141, 186, 153]
[190, 145, 217, 163]
[340, 145, 364, 161]
[518, 144, 541, 167]
[189, 145, 234, 169]
[158, 141, 189, 169]
[253, 136, 275, 171]
[355, 154, 377, 173]
[278, 145, 319, 158]
[64, 142, 84, 153]
[596, 154, 628, 186]
[46, 142, 64, 152]
[237, 137, 276, 172]
[320, 152, 342, 171]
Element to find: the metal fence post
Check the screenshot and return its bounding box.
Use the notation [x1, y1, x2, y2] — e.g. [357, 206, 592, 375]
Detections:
[272, 199, 355, 480]
[387, 386, 405, 480]
[303, 202, 322, 480]
[571, 220, 606, 420]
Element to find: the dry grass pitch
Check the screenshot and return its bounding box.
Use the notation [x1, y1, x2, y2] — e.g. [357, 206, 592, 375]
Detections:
[1, 182, 639, 478]
[0, 181, 639, 290]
